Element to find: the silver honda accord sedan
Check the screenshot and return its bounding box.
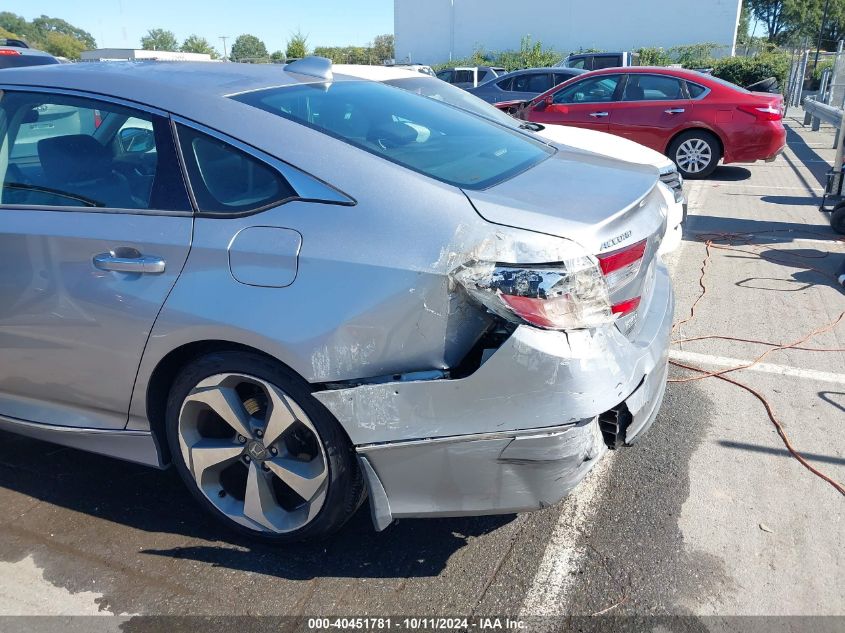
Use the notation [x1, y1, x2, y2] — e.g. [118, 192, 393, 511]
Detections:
[0, 58, 673, 542]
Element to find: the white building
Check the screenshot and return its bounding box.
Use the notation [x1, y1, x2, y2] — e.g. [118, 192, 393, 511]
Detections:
[395, 0, 743, 65]
[81, 49, 215, 62]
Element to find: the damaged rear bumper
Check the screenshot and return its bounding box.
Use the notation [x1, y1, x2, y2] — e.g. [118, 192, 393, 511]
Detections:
[314, 262, 673, 529]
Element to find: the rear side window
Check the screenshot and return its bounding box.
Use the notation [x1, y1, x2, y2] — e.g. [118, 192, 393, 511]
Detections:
[0, 53, 59, 69]
[624, 74, 684, 101]
[686, 82, 707, 98]
[231, 81, 553, 190]
[176, 124, 296, 214]
[454, 70, 474, 84]
[592, 55, 623, 70]
[513, 73, 550, 93]
[554, 72, 577, 86]
[0, 90, 190, 211]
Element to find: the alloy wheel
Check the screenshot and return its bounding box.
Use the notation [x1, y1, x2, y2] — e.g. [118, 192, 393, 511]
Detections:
[675, 138, 712, 175]
[177, 373, 328, 534]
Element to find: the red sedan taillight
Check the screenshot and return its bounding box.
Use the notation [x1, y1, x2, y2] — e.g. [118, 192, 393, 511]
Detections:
[737, 104, 782, 122]
[0, 50, 22, 56]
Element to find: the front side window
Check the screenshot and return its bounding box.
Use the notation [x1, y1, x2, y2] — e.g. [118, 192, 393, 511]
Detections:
[497, 76, 514, 91]
[231, 81, 553, 190]
[0, 91, 190, 211]
[553, 75, 621, 104]
[436, 70, 453, 82]
[176, 125, 296, 214]
[567, 57, 588, 70]
[623, 74, 684, 101]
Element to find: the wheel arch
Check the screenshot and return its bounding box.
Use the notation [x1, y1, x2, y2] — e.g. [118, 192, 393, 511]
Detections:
[664, 126, 725, 159]
[144, 340, 299, 465]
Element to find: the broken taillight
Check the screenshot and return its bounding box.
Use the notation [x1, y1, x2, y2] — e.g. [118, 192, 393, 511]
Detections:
[597, 239, 647, 319]
[453, 256, 614, 331]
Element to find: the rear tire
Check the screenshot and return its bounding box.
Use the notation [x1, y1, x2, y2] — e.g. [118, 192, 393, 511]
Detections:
[165, 350, 365, 543]
[831, 203, 845, 235]
[669, 130, 721, 179]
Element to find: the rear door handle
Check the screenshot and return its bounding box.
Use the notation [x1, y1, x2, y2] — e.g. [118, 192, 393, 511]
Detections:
[93, 252, 166, 274]
[589, 111, 609, 118]
[664, 108, 686, 114]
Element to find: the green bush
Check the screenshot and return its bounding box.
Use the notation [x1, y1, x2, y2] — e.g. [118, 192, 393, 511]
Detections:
[812, 59, 834, 83]
[711, 53, 791, 92]
[637, 47, 671, 66]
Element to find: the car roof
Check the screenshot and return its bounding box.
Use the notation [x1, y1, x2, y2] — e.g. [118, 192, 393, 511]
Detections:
[334, 64, 421, 81]
[0, 61, 366, 101]
[587, 65, 708, 80]
[497, 67, 585, 78]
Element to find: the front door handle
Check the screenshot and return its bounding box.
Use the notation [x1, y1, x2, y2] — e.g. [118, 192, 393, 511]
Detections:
[664, 108, 686, 114]
[93, 252, 166, 274]
[589, 111, 609, 118]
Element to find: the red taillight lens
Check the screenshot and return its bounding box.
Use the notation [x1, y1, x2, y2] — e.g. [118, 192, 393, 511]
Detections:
[0, 50, 21, 56]
[597, 239, 648, 323]
[597, 239, 646, 291]
[737, 104, 782, 121]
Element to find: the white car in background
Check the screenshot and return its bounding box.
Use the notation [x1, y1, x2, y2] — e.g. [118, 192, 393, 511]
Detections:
[334, 64, 686, 254]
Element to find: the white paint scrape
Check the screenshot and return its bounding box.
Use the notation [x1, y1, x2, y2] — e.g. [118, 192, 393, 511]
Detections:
[519, 454, 615, 618]
[0, 555, 115, 616]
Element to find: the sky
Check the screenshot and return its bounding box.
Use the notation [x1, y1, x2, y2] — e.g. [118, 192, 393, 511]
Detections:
[5, 0, 394, 53]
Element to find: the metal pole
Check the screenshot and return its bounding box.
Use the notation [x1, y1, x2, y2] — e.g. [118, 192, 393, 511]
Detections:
[220, 36, 229, 60]
[449, 0, 455, 62]
[815, 0, 832, 71]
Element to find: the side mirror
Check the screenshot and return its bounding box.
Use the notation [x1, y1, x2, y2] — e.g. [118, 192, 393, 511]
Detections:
[118, 127, 155, 153]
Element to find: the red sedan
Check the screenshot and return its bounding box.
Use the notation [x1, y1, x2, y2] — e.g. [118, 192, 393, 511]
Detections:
[521, 67, 785, 179]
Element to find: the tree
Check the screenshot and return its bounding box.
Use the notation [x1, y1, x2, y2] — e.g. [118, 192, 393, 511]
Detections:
[286, 30, 308, 59]
[181, 34, 219, 58]
[270, 50, 286, 63]
[747, 0, 830, 43]
[42, 31, 86, 59]
[32, 15, 96, 49]
[141, 28, 179, 51]
[371, 33, 394, 63]
[230, 34, 269, 62]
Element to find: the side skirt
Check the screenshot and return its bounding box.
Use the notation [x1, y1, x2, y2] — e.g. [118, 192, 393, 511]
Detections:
[0, 415, 165, 468]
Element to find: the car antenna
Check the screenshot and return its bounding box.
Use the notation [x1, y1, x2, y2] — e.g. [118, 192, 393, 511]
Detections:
[285, 56, 333, 81]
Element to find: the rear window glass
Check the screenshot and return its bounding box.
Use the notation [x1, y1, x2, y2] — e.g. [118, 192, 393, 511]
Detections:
[0, 54, 59, 69]
[231, 81, 553, 190]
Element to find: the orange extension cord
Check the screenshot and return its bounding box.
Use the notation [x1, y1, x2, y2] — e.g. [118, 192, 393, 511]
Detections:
[667, 229, 845, 497]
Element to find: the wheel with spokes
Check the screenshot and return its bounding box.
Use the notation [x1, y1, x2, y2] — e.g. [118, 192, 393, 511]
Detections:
[166, 351, 364, 542]
[668, 130, 720, 179]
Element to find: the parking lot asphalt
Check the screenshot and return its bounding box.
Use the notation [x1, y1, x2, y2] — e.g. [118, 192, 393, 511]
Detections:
[0, 111, 842, 630]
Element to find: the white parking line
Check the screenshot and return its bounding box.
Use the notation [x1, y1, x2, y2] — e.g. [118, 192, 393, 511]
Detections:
[669, 350, 845, 385]
[519, 454, 614, 619]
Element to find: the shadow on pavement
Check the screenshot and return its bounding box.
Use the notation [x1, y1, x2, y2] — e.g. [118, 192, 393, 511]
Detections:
[704, 166, 751, 182]
[718, 440, 845, 466]
[819, 391, 845, 413]
[783, 125, 830, 190]
[0, 430, 512, 579]
[686, 214, 839, 244]
[761, 195, 824, 206]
